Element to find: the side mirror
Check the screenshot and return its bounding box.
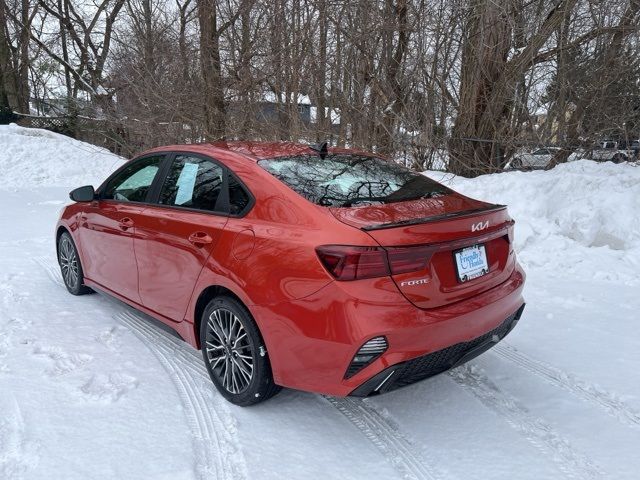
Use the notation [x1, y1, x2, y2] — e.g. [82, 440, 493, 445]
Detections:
[69, 185, 95, 202]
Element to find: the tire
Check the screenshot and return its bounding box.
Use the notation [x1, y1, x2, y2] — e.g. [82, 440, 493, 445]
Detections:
[57, 231, 93, 295]
[200, 296, 281, 406]
[612, 153, 627, 164]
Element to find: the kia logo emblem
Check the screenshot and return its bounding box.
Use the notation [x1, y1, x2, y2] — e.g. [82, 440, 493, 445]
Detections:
[471, 221, 489, 232]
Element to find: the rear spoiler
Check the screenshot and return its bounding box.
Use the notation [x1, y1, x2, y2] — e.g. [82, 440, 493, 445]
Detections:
[361, 204, 507, 231]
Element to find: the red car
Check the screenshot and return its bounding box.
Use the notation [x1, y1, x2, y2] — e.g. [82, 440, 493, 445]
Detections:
[56, 142, 525, 406]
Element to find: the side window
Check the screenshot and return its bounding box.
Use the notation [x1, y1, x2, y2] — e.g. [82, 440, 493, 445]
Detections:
[159, 155, 224, 212]
[102, 156, 163, 202]
[228, 174, 250, 215]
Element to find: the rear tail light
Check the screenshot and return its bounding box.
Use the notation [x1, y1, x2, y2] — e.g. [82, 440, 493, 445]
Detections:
[386, 245, 435, 274]
[315, 245, 389, 280]
[345, 336, 388, 378]
[316, 244, 433, 281]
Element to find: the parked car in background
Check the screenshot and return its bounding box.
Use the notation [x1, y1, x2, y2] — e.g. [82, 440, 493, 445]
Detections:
[590, 140, 639, 163]
[56, 142, 526, 406]
[505, 147, 560, 170]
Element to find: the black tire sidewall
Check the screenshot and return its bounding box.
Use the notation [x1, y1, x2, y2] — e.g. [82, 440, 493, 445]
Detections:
[200, 296, 277, 406]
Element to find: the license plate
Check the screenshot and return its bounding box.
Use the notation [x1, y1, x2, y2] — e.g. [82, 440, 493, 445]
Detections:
[454, 244, 489, 282]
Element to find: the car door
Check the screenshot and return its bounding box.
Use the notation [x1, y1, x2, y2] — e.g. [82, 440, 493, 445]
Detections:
[78, 155, 166, 303]
[134, 153, 229, 323]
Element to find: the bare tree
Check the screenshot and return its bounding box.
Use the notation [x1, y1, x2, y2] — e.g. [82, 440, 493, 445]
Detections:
[0, 0, 34, 115]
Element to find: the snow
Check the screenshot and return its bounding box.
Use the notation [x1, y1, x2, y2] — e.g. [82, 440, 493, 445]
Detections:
[261, 91, 312, 105]
[426, 161, 640, 285]
[1, 127, 639, 479]
[0, 124, 124, 188]
[309, 106, 341, 125]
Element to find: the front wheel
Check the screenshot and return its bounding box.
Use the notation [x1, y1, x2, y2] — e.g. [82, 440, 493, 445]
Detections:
[57, 231, 92, 295]
[200, 296, 281, 406]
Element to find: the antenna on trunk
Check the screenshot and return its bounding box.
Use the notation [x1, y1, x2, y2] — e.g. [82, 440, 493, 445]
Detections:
[309, 141, 328, 159]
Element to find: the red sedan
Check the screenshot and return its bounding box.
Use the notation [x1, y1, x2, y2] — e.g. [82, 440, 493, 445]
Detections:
[56, 142, 525, 405]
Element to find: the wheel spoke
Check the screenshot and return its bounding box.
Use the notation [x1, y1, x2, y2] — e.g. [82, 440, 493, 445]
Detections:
[221, 357, 230, 390]
[232, 332, 247, 349]
[230, 360, 239, 393]
[232, 356, 252, 379]
[237, 354, 254, 369]
[210, 355, 226, 369]
[207, 318, 225, 345]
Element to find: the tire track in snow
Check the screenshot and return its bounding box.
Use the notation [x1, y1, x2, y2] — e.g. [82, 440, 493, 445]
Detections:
[449, 364, 604, 480]
[0, 396, 40, 479]
[32, 256, 65, 288]
[33, 256, 247, 480]
[324, 396, 444, 480]
[34, 255, 439, 480]
[493, 342, 640, 429]
[116, 311, 248, 480]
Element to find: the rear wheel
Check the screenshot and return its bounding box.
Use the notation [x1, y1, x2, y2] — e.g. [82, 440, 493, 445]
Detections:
[200, 296, 281, 406]
[612, 153, 627, 163]
[510, 157, 522, 169]
[57, 231, 92, 295]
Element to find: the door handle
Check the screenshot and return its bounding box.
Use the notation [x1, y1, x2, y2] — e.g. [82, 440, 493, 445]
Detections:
[188, 232, 213, 246]
[118, 217, 134, 230]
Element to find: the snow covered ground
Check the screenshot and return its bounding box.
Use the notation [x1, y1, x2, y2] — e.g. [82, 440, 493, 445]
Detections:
[1, 124, 639, 480]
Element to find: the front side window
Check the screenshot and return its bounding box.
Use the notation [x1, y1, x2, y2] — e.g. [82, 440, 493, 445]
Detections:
[102, 155, 163, 202]
[258, 154, 451, 207]
[159, 155, 224, 212]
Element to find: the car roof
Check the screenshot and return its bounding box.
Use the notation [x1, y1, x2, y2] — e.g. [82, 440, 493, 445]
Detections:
[137, 141, 371, 162]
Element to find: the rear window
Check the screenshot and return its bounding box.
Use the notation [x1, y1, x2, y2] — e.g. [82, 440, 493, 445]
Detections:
[258, 154, 451, 207]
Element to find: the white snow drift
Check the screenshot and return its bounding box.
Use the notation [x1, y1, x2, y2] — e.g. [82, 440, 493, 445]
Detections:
[0, 124, 124, 189]
[427, 161, 640, 285]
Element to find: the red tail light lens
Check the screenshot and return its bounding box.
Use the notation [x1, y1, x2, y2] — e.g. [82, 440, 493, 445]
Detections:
[386, 245, 435, 275]
[316, 245, 389, 280]
[316, 244, 434, 280]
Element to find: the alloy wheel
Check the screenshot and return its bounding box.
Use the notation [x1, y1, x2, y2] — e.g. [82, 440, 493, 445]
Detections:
[205, 308, 254, 394]
[59, 236, 79, 289]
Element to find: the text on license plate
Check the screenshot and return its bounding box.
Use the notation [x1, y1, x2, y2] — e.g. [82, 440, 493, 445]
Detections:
[454, 244, 489, 282]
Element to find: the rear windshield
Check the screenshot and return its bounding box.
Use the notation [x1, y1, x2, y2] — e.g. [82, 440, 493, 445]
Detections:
[258, 154, 451, 207]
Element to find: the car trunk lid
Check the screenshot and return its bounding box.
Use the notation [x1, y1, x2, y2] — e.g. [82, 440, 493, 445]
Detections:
[329, 194, 517, 309]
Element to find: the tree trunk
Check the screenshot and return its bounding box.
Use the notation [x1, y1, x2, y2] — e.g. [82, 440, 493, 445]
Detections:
[238, 4, 252, 137]
[315, 0, 327, 141]
[197, 0, 226, 140]
[448, 0, 512, 176]
[0, 0, 20, 114]
[450, 0, 577, 176]
[16, 0, 28, 112]
[377, 0, 409, 156]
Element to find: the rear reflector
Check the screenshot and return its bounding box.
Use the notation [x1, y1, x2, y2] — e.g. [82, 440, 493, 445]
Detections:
[316, 244, 434, 281]
[345, 336, 388, 378]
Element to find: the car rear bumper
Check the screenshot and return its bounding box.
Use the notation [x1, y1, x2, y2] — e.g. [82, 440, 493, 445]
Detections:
[350, 303, 524, 396]
[252, 263, 526, 397]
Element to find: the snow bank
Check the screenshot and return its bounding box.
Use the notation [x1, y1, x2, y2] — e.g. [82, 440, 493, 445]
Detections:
[0, 124, 125, 189]
[426, 161, 640, 285]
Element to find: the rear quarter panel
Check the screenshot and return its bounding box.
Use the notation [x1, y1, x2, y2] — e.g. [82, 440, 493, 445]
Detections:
[183, 158, 377, 342]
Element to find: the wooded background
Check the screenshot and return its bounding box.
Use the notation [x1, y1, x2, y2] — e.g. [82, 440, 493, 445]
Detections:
[1, 0, 639, 176]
